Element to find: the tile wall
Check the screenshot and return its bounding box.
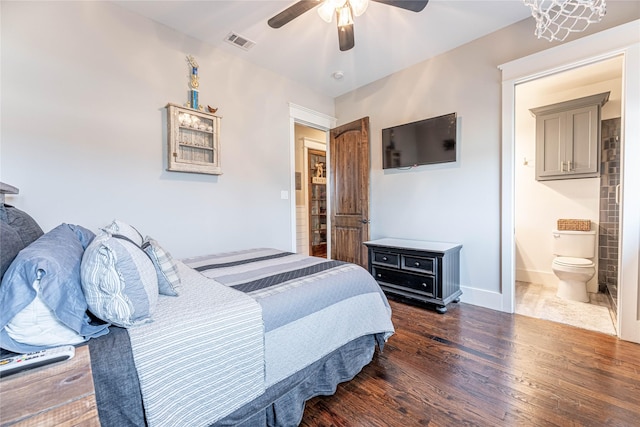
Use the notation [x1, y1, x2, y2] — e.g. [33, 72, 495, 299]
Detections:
[598, 117, 621, 312]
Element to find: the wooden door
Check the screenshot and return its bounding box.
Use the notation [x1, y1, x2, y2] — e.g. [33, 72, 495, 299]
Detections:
[329, 117, 370, 268]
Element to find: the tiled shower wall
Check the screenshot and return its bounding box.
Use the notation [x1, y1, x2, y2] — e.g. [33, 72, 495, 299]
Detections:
[598, 117, 621, 309]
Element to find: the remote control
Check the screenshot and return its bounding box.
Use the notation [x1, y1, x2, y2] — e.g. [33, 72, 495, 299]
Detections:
[0, 345, 75, 378]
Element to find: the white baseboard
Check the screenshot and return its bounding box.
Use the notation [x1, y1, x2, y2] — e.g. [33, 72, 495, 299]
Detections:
[459, 286, 504, 312]
[461, 266, 602, 314]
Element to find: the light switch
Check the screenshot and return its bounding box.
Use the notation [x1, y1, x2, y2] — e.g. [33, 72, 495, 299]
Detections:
[281, 190, 289, 200]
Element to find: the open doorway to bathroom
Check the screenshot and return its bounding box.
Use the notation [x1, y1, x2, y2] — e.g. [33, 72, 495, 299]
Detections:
[513, 56, 623, 336]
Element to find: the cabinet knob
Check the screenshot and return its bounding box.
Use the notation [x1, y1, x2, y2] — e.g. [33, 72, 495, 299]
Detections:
[382, 256, 388, 261]
[415, 262, 420, 267]
[422, 283, 427, 287]
[377, 273, 382, 278]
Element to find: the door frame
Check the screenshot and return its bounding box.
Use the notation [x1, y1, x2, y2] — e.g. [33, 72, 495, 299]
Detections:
[288, 103, 337, 254]
[499, 21, 640, 342]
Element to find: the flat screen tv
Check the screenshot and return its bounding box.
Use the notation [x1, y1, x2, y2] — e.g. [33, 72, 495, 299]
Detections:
[382, 112, 457, 169]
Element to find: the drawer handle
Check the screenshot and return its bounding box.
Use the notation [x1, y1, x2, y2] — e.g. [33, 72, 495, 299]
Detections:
[414, 262, 420, 267]
[422, 283, 427, 287]
[382, 256, 388, 261]
[377, 273, 382, 278]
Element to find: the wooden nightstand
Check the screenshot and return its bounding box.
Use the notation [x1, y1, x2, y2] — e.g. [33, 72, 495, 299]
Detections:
[0, 345, 99, 426]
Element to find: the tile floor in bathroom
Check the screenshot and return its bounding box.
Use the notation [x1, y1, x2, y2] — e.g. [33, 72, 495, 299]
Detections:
[515, 281, 617, 335]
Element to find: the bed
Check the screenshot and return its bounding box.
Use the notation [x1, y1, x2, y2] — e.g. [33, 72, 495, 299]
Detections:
[0, 199, 394, 427]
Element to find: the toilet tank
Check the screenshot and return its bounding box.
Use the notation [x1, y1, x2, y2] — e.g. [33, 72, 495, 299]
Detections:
[552, 229, 597, 258]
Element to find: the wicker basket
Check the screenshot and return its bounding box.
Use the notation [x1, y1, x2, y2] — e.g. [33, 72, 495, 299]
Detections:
[557, 219, 591, 231]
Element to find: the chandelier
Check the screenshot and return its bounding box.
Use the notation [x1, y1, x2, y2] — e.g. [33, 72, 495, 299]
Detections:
[317, 0, 369, 27]
[524, 0, 607, 42]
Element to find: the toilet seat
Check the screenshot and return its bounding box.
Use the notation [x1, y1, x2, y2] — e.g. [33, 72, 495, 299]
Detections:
[553, 256, 594, 268]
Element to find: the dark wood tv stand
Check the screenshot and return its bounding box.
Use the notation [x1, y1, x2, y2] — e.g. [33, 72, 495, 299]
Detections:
[364, 238, 462, 313]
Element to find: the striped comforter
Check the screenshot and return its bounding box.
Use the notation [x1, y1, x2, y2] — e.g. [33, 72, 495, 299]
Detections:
[127, 248, 394, 427]
[185, 248, 395, 387]
[126, 262, 264, 427]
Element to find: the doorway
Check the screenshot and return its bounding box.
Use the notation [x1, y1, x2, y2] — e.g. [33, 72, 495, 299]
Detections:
[288, 104, 335, 256]
[499, 22, 640, 343]
[293, 123, 328, 257]
[513, 57, 622, 335]
[289, 105, 372, 267]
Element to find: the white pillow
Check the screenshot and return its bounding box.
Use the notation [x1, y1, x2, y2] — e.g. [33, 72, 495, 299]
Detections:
[101, 219, 144, 246]
[5, 279, 85, 347]
[81, 233, 158, 328]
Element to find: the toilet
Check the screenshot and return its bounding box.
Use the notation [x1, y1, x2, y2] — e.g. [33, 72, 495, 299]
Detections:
[551, 229, 596, 302]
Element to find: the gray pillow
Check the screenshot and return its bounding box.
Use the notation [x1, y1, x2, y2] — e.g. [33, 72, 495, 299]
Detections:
[143, 237, 181, 296]
[0, 222, 23, 279]
[0, 204, 44, 280]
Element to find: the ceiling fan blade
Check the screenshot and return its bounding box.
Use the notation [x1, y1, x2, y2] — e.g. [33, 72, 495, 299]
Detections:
[338, 23, 355, 52]
[268, 1, 321, 29]
[371, 0, 429, 13]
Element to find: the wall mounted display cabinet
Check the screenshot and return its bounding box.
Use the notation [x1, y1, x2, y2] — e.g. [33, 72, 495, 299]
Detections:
[166, 103, 221, 175]
[530, 92, 609, 181]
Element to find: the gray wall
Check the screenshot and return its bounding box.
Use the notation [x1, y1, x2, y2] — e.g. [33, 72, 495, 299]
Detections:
[1, 1, 335, 258]
[334, 3, 640, 306]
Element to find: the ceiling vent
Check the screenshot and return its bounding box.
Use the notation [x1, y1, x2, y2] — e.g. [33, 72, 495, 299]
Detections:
[224, 32, 256, 51]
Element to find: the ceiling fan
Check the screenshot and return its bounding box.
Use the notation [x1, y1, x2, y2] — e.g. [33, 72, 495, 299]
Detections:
[268, 0, 429, 52]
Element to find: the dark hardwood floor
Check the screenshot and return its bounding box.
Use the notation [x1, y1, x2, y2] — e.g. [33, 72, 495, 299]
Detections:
[301, 300, 640, 426]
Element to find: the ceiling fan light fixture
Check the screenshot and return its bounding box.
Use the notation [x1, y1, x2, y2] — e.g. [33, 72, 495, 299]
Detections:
[328, 0, 348, 9]
[317, 1, 335, 23]
[268, 0, 429, 52]
[336, 4, 354, 27]
[349, 0, 369, 17]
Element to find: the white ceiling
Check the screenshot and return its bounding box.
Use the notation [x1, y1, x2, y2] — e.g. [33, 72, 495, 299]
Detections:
[114, 0, 534, 97]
